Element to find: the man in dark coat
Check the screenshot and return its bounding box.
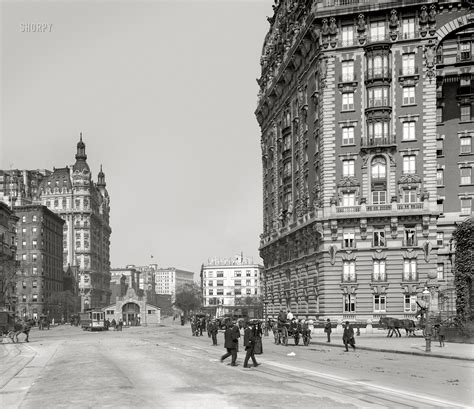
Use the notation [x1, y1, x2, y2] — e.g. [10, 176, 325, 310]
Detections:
[243, 322, 259, 368]
[324, 318, 332, 342]
[210, 320, 219, 346]
[342, 321, 356, 351]
[220, 321, 240, 366]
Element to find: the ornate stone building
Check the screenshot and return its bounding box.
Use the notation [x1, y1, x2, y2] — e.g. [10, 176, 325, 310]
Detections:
[0, 135, 112, 311]
[256, 0, 473, 322]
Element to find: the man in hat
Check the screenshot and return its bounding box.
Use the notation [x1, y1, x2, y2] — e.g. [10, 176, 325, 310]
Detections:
[210, 319, 219, 346]
[243, 321, 259, 368]
[342, 321, 356, 352]
[221, 321, 240, 366]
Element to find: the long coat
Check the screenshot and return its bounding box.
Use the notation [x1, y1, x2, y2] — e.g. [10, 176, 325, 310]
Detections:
[224, 325, 240, 349]
[342, 325, 354, 342]
[243, 327, 255, 348]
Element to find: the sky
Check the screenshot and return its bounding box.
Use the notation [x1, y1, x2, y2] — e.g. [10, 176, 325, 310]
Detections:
[0, 0, 272, 278]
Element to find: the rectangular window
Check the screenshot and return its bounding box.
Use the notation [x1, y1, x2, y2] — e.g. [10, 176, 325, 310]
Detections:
[32, 294, 38, 302]
[404, 227, 417, 246]
[32, 215, 37, 222]
[342, 92, 354, 111]
[343, 294, 356, 312]
[403, 155, 416, 174]
[373, 229, 386, 247]
[342, 159, 355, 177]
[32, 280, 37, 288]
[32, 240, 37, 249]
[402, 18, 415, 39]
[370, 21, 385, 41]
[342, 127, 355, 145]
[437, 169, 444, 185]
[368, 86, 389, 107]
[403, 188, 417, 203]
[342, 192, 356, 207]
[22, 295, 27, 302]
[341, 60, 354, 82]
[404, 295, 417, 313]
[374, 295, 386, 312]
[402, 86, 415, 105]
[460, 42, 471, 61]
[460, 167, 472, 185]
[436, 107, 443, 123]
[341, 25, 353, 46]
[22, 240, 26, 248]
[343, 261, 355, 282]
[402, 121, 416, 141]
[22, 280, 27, 288]
[437, 139, 443, 156]
[437, 232, 444, 246]
[343, 232, 355, 248]
[234, 280, 241, 286]
[216, 289, 224, 296]
[402, 54, 415, 75]
[460, 136, 472, 154]
[208, 289, 214, 296]
[437, 263, 444, 281]
[32, 267, 38, 275]
[372, 191, 387, 205]
[403, 259, 417, 280]
[208, 280, 213, 286]
[216, 271, 223, 278]
[373, 260, 386, 281]
[234, 288, 241, 295]
[216, 280, 223, 286]
[461, 198, 472, 214]
[461, 105, 471, 122]
[22, 254, 27, 261]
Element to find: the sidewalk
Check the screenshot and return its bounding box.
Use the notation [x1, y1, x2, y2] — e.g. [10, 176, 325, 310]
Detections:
[308, 332, 474, 361]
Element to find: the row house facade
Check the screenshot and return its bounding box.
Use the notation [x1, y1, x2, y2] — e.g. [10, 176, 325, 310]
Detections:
[14, 205, 64, 320]
[0, 135, 112, 311]
[255, 0, 472, 322]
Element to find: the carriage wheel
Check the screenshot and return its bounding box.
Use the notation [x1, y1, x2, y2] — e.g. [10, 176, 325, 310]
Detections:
[282, 327, 288, 346]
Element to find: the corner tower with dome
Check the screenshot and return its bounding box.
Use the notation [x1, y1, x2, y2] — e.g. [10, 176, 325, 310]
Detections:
[0, 134, 112, 311]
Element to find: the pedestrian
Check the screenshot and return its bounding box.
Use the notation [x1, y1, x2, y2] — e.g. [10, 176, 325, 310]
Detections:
[111, 318, 116, 330]
[243, 322, 260, 368]
[210, 319, 218, 346]
[324, 318, 332, 343]
[254, 322, 263, 354]
[220, 321, 240, 366]
[438, 325, 446, 347]
[118, 318, 123, 331]
[286, 309, 294, 321]
[342, 321, 356, 352]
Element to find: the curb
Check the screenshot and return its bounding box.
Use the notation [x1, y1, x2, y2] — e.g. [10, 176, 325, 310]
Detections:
[308, 341, 474, 361]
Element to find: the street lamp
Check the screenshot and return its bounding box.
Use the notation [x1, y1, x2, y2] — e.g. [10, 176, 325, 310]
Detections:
[422, 286, 432, 352]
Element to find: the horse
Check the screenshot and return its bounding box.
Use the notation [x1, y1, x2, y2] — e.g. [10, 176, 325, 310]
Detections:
[10, 319, 34, 343]
[379, 317, 402, 337]
[399, 319, 417, 336]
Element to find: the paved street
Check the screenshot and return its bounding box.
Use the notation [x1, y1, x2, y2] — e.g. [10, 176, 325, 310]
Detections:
[1, 322, 473, 409]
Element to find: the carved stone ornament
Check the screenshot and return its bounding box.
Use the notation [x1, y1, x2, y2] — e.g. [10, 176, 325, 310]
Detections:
[330, 219, 338, 241]
[390, 216, 398, 238]
[319, 57, 328, 88]
[338, 176, 360, 188]
[329, 244, 337, 265]
[422, 215, 430, 237]
[424, 40, 437, 81]
[389, 10, 399, 41]
[422, 241, 432, 263]
[360, 218, 367, 240]
[398, 174, 422, 185]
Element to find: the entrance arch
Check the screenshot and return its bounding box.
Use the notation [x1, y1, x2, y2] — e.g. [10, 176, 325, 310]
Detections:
[122, 302, 140, 326]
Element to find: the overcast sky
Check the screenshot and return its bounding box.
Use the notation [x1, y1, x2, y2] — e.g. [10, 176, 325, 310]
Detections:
[1, 0, 272, 278]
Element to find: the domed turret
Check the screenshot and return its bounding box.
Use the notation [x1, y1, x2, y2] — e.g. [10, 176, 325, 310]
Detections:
[73, 132, 90, 173]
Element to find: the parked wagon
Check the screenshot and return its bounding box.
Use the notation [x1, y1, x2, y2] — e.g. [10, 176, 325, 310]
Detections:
[273, 319, 312, 346]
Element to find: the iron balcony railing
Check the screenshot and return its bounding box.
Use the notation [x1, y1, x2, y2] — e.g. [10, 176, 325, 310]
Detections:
[361, 134, 396, 147]
[365, 67, 391, 81]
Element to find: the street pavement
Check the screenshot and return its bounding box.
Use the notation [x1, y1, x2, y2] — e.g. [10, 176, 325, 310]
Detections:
[1, 320, 473, 409]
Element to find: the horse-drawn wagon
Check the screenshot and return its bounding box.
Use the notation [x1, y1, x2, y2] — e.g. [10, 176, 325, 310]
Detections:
[273, 319, 312, 346]
[0, 311, 15, 341]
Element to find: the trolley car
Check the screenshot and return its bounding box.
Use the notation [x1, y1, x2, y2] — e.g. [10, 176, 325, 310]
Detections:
[80, 309, 106, 331]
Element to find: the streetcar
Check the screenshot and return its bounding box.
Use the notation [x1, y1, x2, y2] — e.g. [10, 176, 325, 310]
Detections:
[79, 309, 106, 331]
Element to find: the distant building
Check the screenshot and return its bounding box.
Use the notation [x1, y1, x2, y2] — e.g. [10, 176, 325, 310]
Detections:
[200, 255, 263, 308]
[14, 205, 64, 320]
[110, 266, 141, 295]
[0, 134, 112, 311]
[155, 267, 194, 301]
[0, 201, 19, 312]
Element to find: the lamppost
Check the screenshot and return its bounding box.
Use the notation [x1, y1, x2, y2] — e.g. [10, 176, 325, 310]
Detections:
[422, 286, 432, 352]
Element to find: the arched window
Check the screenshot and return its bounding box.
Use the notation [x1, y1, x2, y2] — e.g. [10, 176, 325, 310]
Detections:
[371, 156, 387, 205]
[371, 156, 386, 179]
